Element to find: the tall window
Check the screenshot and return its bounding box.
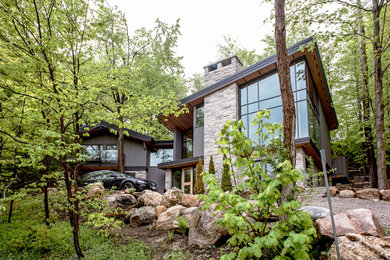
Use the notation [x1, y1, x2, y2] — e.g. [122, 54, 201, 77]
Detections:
[83, 144, 118, 164]
[149, 149, 173, 166]
[240, 61, 320, 147]
[182, 129, 193, 158]
[195, 103, 204, 127]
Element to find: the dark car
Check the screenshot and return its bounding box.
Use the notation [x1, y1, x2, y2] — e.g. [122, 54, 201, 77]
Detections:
[79, 170, 157, 192]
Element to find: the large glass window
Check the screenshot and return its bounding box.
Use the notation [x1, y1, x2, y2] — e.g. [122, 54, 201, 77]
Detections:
[240, 61, 320, 147]
[195, 103, 204, 127]
[182, 129, 193, 159]
[149, 149, 173, 166]
[83, 144, 118, 164]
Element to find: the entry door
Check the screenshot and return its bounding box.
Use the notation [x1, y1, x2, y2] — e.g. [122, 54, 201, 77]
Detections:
[182, 167, 193, 194]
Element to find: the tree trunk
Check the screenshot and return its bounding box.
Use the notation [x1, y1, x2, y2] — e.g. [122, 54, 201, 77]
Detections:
[43, 185, 50, 227]
[7, 200, 13, 223]
[274, 0, 296, 164]
[372, 0, 388, 190]
[118, 127, 125, 173]
[356, 1, 377, 187]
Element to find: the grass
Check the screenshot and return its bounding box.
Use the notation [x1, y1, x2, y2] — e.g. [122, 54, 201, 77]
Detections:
[0, 194, 152, 259]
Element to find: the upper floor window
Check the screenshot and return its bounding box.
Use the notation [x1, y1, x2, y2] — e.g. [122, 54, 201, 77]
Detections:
[83, 144, 118, 164]
[239, 61, 319, 146]
[182, 129, 193, 159]
[149, 148, 173, 166]
[195, 103, 204, 127]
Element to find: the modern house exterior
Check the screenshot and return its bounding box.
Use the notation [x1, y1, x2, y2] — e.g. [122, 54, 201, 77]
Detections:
[81, 122, 173, 193]
[157, 36, 338, 194]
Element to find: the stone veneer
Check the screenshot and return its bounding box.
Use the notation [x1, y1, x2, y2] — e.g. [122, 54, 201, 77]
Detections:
[203, 83, 239, 182]
[164, 169, 172, 191]
[204, 56, 242, 87]
[125, 170, 147, 180]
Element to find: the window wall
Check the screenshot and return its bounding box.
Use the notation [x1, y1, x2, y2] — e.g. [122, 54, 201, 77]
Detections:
[149, 149, 173, 166]
[195, 103, 204, 127]
[240, 61, 320, 147]
[83, 144, 118, 164]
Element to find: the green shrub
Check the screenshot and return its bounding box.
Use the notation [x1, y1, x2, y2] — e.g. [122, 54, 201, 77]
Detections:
[177, 215, 189, 235]
[208, 155, 215, 174]
[221, 154, 233, 192]
[193, 157, 205, 194]
[200, 110, 316, 260]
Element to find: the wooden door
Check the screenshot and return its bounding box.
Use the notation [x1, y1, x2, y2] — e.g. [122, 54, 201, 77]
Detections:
[181, 167, 193, 194]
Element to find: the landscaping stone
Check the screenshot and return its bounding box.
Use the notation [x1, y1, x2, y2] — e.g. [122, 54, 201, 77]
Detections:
[181, 194, 199, 208]
[123, 208, 136, 224]
[129, 206, 156, 227]
[137, 190, 162, 207]
[315, 208, 386, 239]
[188, 204, 228, 249]
[155, 205, 166, 218]
[328, 233, 390, 260]
[300, 206, 330, 221]
[339, 190, 355, 198]
[161, 188, 184, 208]
[115, 194, 137, 205]
[181, 207, 197, 225]
[355, 188, 380, 200]
[323, 187, 338, 197]
[104, 193, 137, 216]
[155, 205, 185, 230]
[86, 182, 104, 199]
[380, 189, 390, 202]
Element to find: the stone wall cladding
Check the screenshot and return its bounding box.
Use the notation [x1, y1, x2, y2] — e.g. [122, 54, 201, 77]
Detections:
[164, 169, 172, 191]
[203, 83, 239, 182]
[125, 171, 147, 180]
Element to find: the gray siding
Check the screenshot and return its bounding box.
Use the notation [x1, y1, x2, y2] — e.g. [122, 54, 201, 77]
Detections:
[124, 139, 147, 166]
[173, 128, 183, 160]
[319, 101, 331, 165]
[148, 167, 166, 193]
[83, 135, 117, 145]
[193, 126, 204, 157]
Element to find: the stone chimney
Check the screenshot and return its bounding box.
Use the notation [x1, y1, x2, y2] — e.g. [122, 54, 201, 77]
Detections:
[203, 55, 243, 87]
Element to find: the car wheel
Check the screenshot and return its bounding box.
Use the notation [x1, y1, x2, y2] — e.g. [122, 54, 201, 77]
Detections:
[122, 181, 134, 190]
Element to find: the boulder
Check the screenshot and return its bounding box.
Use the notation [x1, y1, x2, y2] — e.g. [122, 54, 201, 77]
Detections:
[129, 206, 156, 227]
[104, 192, 137, 217]
[355, 188, 380, 200]
[161, 188, 184, 208]
[188, 205, 228, 249]
[300, 206, 330, 221]
[86, 182, 104, 199]
[339, 190, 355, 198]
[315, 208, 386, 239]
[181, 207, 197, 225]
[124, 208, 137, 224]
[181, 194, 199, 208]
[155, 205, 167, 218]
[137, 190, 162, 207]
[380, 189, 390, 202]
[323, 187, 338, 197]
[155, 205, 186, 230]
[328, 233, 390, 260]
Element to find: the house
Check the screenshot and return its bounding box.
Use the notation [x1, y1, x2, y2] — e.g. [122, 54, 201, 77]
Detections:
[157, 36, 338, 194]
[81, 122, 173, 193]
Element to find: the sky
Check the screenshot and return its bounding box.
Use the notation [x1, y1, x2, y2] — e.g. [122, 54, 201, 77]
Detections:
[108, 0, 274, 77]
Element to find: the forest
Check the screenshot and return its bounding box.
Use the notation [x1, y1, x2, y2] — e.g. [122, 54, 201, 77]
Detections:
[0, 0, 389, 259]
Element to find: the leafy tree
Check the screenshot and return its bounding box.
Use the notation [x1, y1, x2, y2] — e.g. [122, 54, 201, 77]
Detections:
[208, 155, 215, 175]
[200, 111, 316, 259]
[221, 154, 232, 192]
[217, 36, 265, 67]
[92, 5, 187, 171]
[193, 157, 205, 194]
[187, 73, 204, 94]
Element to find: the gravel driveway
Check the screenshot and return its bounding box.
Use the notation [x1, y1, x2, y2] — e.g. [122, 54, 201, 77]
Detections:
[302, 187, 390, 229]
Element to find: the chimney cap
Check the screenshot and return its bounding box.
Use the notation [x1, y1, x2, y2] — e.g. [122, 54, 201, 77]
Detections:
[203, 55, 243, 69]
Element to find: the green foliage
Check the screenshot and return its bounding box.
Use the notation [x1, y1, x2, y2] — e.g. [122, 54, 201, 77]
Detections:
[163, 246, 194, 260]
[208, 155, 216, 175]
[167, 230, 174, 242]
[86, 212, 122, 237]
[0, 195, 152, 260]
[193, 157, 205, 194]
[177, 216, 189, 235]
[221, 154, 233, 192]
[200, 111, 316, 259]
